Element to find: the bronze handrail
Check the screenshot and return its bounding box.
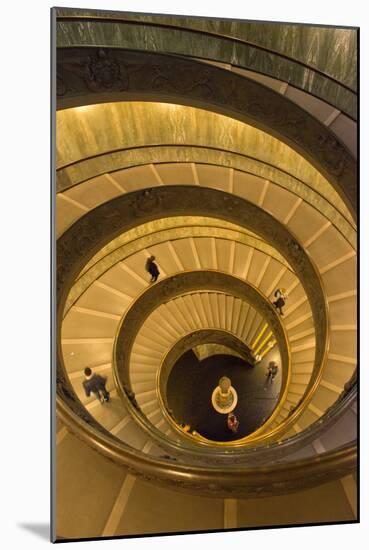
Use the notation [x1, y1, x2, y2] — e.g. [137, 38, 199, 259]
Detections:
[55, 186, 344, 492]
[57, 365, 356, 465]
[57, 393, 356, 496]
[112, 273, 290, 448]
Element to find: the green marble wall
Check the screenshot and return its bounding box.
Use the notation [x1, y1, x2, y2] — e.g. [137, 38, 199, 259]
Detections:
[55, 8, 357, 118]
[56, 101, 352, 226]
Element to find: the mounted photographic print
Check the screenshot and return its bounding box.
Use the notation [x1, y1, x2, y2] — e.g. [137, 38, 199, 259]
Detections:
[51, 6, 358, 542]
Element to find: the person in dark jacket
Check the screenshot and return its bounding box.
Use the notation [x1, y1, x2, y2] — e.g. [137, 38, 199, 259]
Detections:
[227, 413, 239, 434]
[83, 367, 110, 403]
[145, 255, 160, 283]
[272, 288, 288, 315]
[266, 361, 279, 383]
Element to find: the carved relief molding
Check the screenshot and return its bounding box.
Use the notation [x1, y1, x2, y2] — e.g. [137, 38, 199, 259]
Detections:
[56, 48, 357, 218]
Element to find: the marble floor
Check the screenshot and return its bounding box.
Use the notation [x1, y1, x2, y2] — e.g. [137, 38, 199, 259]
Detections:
[166, 351, 282, 441]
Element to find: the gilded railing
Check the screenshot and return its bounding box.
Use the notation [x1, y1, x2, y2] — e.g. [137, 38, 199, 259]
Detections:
[54, 186, 355, 494]
[112, 272, 290, 447]
[57, 391, 356, 497]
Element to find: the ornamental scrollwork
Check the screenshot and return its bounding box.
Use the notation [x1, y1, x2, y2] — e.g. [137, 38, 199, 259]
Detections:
[132, 188, 162, 216]
[56, 47, 356, 217]
[84, 48, 129, 92]
[151, 63, 213, 99]
[317, 133, 347, 177]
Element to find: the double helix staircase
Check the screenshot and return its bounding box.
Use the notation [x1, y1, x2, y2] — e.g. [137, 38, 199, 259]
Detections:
[56, 201, 357, 537]
[53, 10, 357, 541]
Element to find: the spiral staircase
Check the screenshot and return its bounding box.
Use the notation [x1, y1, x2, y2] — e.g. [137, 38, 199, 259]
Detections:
[53, 9, 357, 541]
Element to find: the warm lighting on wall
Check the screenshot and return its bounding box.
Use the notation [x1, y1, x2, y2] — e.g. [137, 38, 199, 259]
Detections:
[251, 323, 268, 350]
[73, 104, 96, 113]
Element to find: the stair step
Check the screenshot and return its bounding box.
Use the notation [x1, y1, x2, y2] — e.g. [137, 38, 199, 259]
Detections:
[114, 418, 149, 450]
[140, 398, 161, 415]
[131, 343, 165, 358]
[131, 380, 156, 393]
[130, 372, 157, 383]
[146, 408, 163, 425]
[130, 355, 161, 366]
[135, 389, 156, 402]
[137, 325, 173, 346]
[130, 364, 160, 376]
